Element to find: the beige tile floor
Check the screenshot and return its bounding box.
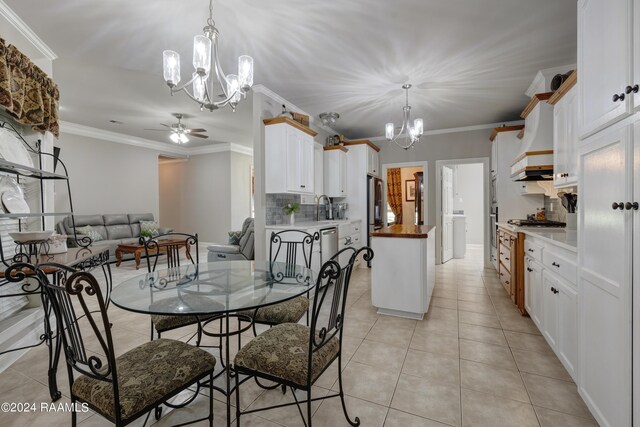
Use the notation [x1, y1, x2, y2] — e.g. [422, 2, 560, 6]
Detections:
[0, 245, 599, 426]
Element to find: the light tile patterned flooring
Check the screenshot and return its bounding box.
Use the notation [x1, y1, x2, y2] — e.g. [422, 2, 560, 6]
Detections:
[0, 245, 599, 426]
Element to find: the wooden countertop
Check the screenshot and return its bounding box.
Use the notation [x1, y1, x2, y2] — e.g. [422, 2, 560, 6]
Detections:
[370, 224, 434, 238]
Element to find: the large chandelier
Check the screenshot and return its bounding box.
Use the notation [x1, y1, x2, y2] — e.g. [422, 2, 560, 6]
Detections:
[162, 0, 254, 112]
[385, 84, 424, 150]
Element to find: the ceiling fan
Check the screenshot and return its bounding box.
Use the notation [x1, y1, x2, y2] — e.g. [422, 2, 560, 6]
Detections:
[144, 113, 208, 144]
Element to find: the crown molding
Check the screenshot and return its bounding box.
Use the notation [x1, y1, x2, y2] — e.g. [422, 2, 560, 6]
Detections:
[252, 84, 337, 136]
[0, 0, 57, 61]
[525, 64, 576, 98]
[365, 119, 525, 142]
[59, 121, 253, 157]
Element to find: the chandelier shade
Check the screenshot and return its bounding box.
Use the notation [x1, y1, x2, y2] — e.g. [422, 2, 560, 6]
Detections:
[384, 84, 424, 150]
[161, 0, 254, 112]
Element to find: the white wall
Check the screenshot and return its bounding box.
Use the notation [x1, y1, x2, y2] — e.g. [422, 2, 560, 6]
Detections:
[158, 151, 253, 243]
[54, 133, 161, 217]
[452, 163, 484, 245]
[400, 166, 423, 225]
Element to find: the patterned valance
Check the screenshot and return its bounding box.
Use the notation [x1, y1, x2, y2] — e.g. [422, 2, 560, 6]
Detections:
[0, 38, 59, 137]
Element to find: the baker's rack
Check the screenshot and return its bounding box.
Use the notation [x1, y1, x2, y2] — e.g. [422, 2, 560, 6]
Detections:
[0, 119, 91, 267]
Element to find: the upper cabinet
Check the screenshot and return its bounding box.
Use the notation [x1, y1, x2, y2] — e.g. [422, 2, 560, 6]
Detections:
[264, 118, 317, 195]
[578, 0, 634, 138]
[324, 146, 348, 197]
[343, 140, 381, 177]
[549, 73, 578, 188]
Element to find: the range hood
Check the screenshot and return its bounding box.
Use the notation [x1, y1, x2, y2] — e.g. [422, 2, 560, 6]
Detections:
[510, 93, 554, 181]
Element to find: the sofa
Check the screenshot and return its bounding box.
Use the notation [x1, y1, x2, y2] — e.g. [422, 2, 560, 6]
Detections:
[207, 218, 254, 261]
[56, 213, 173, 258]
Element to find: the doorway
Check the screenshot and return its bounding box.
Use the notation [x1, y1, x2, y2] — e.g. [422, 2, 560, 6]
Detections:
[436, 158, 490, 266]
[381, 162, 428, 226]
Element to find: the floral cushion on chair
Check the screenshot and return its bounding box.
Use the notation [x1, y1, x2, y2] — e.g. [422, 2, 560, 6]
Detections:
[72, 339, 216, 422]
[75, 225, 104, 242]
[238, 296, 309, 325]
[139, 220, 160, 237]
[234, 323, 339, 387]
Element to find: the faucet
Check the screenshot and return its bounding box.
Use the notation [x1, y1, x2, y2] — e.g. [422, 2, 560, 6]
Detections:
[316, 195, 332, 221]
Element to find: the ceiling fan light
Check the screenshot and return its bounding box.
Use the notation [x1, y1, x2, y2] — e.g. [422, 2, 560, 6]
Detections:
[238, 55, 254, 90]
[385, 123, 395, 140]
[193, 35, 211, 74]
[169, 133, 180, 143]
[179, 133, 189, 144]
[163, 50, 181, 86]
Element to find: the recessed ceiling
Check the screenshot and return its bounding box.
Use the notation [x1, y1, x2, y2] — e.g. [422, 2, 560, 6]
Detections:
[5, 0, 576, 141]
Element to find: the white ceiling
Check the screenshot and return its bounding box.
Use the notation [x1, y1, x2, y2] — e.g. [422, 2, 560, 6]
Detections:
[5, 0, 576, 143]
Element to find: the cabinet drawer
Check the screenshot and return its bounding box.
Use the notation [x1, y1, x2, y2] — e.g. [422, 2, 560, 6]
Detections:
[499, 244, 512, 269]
[499, 267, 511, 291]
[542, 250, 577, 285]
[524, 239, 543, 261]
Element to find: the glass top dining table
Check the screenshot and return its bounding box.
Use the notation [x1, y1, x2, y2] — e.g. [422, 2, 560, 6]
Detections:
[110, 260, 317, 316]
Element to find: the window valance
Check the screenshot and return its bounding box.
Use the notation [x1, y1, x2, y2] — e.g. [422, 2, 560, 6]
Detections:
[0, 38, 60, 137]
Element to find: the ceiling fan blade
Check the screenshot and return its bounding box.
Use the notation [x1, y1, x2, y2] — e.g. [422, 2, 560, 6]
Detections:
[189, 133, 209, 139]
[186, 128, 207, 133]
[160, 123, 172, 128]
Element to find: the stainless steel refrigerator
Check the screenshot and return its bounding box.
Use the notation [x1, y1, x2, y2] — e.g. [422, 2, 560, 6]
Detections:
[367, 176, 383, 267]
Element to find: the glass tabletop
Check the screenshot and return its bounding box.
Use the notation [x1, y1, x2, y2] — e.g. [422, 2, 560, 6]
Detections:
[110, 261, 316, 316]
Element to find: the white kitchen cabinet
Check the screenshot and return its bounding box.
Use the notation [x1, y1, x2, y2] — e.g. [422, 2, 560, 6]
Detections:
[541, 271, 559, 349]
[578, 0, 633, 138]
[490, 140, 498, 177]
[324, 148, 348, 197]
[556, 278, 578, 380]
[314, 143, 324, 197]
[264, 119, 316, 195]
[578, 119, 633, 427]
[524, 256, 543, 328]
[553, 86, 578, 187]
[366, 147, 380, 177]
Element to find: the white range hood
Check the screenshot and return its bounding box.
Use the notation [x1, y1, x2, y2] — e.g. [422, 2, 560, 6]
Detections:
[510, 94, 554, 181]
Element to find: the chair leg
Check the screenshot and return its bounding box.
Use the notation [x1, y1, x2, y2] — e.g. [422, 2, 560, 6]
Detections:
[196, 323, 203, 347]
[337, 353, 360, 426]
[307, 389, 313, 427]
[235, 367, 241, 427]
[150, 321, 154, 341]
[209, 372, 214, 427]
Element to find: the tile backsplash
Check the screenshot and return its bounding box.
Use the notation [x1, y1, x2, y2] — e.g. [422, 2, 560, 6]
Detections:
[544, 196, 567, 223]
[266, 194, 318, 225]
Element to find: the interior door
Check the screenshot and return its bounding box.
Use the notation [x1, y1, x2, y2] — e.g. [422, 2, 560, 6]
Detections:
[442, 166, 454, 263]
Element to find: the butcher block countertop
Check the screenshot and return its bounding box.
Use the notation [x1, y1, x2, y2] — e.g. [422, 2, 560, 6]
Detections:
[370, 224, 435, 238]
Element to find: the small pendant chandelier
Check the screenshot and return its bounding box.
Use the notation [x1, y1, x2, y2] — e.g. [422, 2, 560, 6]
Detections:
[162, 0, 254, 112]
[385, 84, 424, 150]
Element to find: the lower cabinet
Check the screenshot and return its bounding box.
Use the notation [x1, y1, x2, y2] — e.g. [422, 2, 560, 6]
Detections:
[523, 236, 578, 382]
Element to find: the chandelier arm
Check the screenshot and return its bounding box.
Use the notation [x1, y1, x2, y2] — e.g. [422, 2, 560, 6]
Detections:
[212, 36, 231, 97]
[211, 88, 242, 108]
[169, 73, 202, 94]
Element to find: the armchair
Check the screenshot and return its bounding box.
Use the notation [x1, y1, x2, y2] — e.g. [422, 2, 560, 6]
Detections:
[207, 218, 254, 261]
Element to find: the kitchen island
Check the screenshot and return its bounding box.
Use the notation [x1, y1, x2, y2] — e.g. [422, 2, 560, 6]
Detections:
[370, 224, 436, 320]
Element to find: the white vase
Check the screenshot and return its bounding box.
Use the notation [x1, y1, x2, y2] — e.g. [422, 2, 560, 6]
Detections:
[290, 213, 295, 225]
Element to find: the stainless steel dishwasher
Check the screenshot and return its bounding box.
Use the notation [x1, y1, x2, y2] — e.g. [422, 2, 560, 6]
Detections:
[320, 227, 338, 264]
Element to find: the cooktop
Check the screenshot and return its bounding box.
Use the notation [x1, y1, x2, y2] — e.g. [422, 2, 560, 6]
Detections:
[507, 219, 566, 227]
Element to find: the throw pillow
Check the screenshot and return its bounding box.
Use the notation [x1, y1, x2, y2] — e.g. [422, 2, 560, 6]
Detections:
[76, 225, 104, 242]
[228, 230, 242, 245]
[140, 220, 160, 237]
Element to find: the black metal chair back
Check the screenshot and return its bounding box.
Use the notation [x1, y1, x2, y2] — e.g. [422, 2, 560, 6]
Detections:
[307, 247, 373, 376]
[32, 264, 122, 419]
[141, 233, 198, 273]
[269, 230, 319, 279]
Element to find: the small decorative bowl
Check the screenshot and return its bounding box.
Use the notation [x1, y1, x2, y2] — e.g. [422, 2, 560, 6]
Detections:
[9, 230, 54, 243]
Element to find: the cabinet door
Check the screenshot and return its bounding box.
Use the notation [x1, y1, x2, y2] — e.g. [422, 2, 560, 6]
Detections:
[556, 278, 578, 381]
[525, 257, 543, 327]
[490, 141, 497, 177]
[368, 148, 380, 176]
[564, 87, 579, 186]
[578, 122, 633, 427]
[301, 134, 314, 194]
[578, 0, 632, 138]
[286, 127, 301, 193]
[339, 152, 348, 196]
[314, 143, 323, 197]
[553, 97, 567, 187]
[541, 272, 558, 349]
[634, 0, 640, 111]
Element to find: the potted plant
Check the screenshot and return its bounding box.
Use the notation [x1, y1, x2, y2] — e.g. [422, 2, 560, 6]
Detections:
[140, 229, 154, 241]
[282, 203, 300, 225]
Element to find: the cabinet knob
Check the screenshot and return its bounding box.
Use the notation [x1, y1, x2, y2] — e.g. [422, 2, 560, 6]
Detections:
[612, 202, 625, 210]
[613, 93, 626, 102]
[505, 257, 510, 261]
[300, 185, 306, 188]
[625, 202, 639, 210]
[552, 262, 560, 268]
[505, 281, 510, 285]
[527, 248, 534, 252]
[625, 84, 639, 94]
[527, 267, 533, 272]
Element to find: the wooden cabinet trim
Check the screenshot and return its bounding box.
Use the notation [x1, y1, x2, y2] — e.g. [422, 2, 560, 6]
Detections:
[263, 117, 318, 137]
[521, 92, 554, 119]
[548, 71, 577, 105]
[489, 125, 525, 141]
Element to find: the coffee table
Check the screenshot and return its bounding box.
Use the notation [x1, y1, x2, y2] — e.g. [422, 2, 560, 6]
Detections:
[115, 239, 190, 269]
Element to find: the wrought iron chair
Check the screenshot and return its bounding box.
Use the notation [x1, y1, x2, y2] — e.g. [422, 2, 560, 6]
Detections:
[233, 246, 374, 427]
[31, 263, 216, 427]
[141, 233, 203, 342]
[238, 230, 319, 335]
